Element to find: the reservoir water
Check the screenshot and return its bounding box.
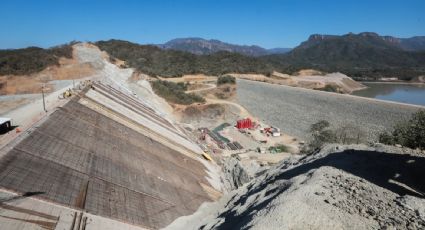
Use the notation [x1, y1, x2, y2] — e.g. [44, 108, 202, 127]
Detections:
[352, 83, 425, 106]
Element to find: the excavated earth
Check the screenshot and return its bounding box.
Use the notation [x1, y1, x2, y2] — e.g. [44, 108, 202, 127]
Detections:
[166, 144, 425, 230]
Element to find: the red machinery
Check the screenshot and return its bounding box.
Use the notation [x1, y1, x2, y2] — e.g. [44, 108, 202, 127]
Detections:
[236, 118, 253, 129]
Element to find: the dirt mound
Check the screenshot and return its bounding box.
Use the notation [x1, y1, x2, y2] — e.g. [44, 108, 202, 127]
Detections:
[410, 76, 425, 83]
[165, 144, 425, 229]
[295, 69, 325, 76]
[229, 72, 365, 94]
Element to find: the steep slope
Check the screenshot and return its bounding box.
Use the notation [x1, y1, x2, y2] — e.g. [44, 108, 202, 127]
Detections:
[265, 32, 425, 80]
[159, 38, 291, 56]
[166, 144, 425, 229]
[0, 43, 223, 229]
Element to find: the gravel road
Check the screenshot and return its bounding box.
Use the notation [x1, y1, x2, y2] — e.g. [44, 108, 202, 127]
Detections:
[236, 79, 423, 140]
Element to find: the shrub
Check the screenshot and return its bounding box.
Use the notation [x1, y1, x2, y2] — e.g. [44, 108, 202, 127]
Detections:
[304, 120, 367, 153]
[334, 125, 366, 144]
[310, 120, 330, 132]
[217, 75, 236, 85]
[151, 80, 205, 105]
[317, 84, 340, 93]
[268, 144, 290, 153]
[303, 120, 336, 153]
[379, 110, 425, 150]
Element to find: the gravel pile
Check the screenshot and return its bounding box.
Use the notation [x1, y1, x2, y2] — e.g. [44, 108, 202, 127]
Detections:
[236, 79, 423, 140]
[165, 144, 425, 230]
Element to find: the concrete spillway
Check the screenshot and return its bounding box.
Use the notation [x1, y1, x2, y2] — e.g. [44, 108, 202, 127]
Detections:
[0, 82, 219, 229]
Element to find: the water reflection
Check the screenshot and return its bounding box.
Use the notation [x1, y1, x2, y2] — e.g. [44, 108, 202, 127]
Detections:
[352, 83, 425, 106]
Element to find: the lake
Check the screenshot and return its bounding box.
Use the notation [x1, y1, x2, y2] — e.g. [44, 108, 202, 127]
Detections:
[352, 83, 425, 106]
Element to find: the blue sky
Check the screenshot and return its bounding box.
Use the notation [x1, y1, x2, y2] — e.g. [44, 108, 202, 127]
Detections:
[0, 0, 424, 49]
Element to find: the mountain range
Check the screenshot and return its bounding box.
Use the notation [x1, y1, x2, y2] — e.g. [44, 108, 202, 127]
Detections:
[158, 38, 291, 56]
[1, 33, 425, 81]
[158, 34, 425, 57]
[297, 32, 425, 51]
[266, 32, 425, 80]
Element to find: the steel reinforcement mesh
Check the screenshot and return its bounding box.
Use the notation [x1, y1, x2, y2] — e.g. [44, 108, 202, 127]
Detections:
[0, 100, 211, 229]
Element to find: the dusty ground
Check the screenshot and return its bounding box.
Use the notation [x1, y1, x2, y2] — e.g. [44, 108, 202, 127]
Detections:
[0, 94, 39, 115]
[159, 74, 217, 83]
[163, 76, 300, 163]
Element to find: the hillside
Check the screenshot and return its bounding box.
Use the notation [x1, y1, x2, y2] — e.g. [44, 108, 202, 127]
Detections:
[2, 33, 424, 82]
[264, 32, 425, 80]
[96, 39, 273, 77]
[296, 33, 425, 51]
[166, 144, 425, 229]
[397, 36, 425, 51]
[159, 37, 291, 56]
[0, 44, 73, 75]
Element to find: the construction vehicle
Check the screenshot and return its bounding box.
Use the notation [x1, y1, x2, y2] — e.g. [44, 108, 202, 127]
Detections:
[59, 89, 73, 99]
[202, 152, 213, 161]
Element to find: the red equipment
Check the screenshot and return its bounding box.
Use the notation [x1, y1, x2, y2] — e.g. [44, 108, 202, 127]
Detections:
[236, 118, 253, 129]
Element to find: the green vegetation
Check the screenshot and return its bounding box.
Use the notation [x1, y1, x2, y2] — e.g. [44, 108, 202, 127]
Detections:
[151, 80, 205, 105]
[263, 34, 425, 81]
[304, 120, 366, 153]
[95, 40, 273, 78]
[217, 75, 236, 85]
[268, 144, 289, 153]
[96, 37, 425, 81]
[379, 110, 425, 150]
[3, 35, 425, 82]
[305, 120, 337, 152]
[0, 44, 73, 75]
[316, 84, 340, 93]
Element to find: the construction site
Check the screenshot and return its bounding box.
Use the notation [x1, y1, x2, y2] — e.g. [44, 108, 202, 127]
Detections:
[0, 44, 228, 230]
[0, 80, 226, 229]
[2, 42, 423, 230]
[0, 43, 303, 230]
[197, 117, 298, 165]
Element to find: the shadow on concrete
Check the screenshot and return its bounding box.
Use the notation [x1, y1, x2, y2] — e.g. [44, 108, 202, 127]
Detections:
[0, 125, 18, 135]
[205, 150, 425, 230]
[0, 191, 44, 204]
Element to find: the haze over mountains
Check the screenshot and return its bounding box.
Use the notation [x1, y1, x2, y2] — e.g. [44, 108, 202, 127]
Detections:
[158, 38, 292, 56]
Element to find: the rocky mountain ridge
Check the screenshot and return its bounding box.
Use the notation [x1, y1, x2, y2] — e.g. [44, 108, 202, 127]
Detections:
[158, 37, 291, 56]
[299, 32, 425, 51]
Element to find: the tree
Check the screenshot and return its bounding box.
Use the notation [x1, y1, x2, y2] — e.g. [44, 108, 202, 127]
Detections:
[379, 110, 425, 150]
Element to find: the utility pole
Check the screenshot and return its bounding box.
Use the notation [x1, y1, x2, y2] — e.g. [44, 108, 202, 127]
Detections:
[42, 84, 47, 112]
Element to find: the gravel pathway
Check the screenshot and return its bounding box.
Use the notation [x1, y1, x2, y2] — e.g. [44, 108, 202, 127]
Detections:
[236, 79, 423, 140]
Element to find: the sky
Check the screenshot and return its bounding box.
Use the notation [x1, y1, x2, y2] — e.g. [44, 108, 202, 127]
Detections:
[0, 0, 424, 49]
